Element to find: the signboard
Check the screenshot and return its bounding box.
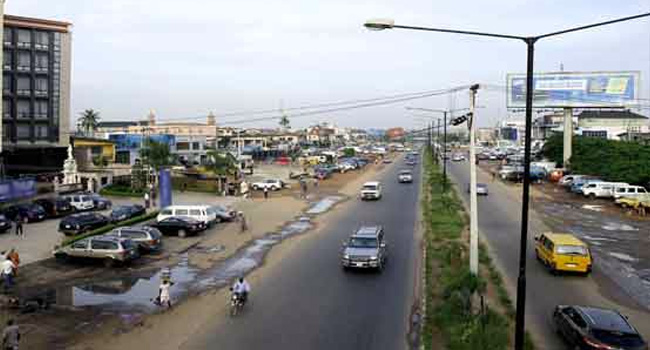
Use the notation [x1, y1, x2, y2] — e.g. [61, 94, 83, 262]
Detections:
[507, 71, 640, 108]
[159, 169, 172, 208]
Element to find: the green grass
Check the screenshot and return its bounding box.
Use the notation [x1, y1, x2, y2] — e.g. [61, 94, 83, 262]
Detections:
[421, 147, 514, 350]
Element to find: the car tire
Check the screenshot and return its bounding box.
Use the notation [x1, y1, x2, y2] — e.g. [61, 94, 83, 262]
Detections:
[271, 186, 278, 191]
[589, 193, 596, 200]
[104, 258, 115, 268]
[549, 263, 558, 275]
[252, 185, 259, 190]
[55, 253, 69, 263]
[178, 229, 187, 238]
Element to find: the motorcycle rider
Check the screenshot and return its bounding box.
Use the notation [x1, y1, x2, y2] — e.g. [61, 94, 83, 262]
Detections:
[231, 277, 251, 304]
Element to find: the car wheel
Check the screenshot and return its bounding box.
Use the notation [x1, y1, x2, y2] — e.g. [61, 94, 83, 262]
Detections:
[549, 263, 558, 275]
[215, 217, 222, 224]
[55, 253, 69, 263]
[103, 258, 115, 268]
[252, 185, 258, 190]
[589, 193, 596, 200]
[271, 186, 278, 191]
[178, 229, 187, 238]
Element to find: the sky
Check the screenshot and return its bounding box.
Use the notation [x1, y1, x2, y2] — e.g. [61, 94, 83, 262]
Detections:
[7, 0, 650, 130]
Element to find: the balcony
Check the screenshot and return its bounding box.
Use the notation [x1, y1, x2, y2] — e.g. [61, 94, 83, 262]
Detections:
[16, 65, 31, 72]
[16, 42, 31, 49]
[3, 41, 12, 47]
[34, 43, 49, 51]
[35, 90, 48, 98]
[17, 89, 30, 96]
[34, 66, 48, 74]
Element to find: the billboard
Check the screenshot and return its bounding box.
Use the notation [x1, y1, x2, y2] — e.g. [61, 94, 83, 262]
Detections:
[507, 71, 640, 108]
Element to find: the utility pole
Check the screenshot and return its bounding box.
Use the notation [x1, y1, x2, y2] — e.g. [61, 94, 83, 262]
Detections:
[436, 119, 441, 162]
[442, 111, 448, 191]
[469, 84, 480, 275]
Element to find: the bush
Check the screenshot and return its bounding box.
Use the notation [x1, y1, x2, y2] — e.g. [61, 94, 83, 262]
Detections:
[100, 184, 145, 197]
[62, 210, 159, 246]
[172, 177, 220, 193]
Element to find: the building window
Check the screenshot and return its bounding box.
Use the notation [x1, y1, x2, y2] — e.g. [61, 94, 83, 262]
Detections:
[17, 51, 31, 71]
[192, 142, 200, 150]
[3, 50, 12, 69]
[176, 142, 190, 151]
[35, 125, 48, 139]
[16, 77, 30, 96]
[34, 31, 50, 50]
[91, 146, 103, 155]
[583, 130, 607, 139]
[17, 100, 30, 119]
[35, 77, 48, 96]
[35, 100, 48, 119]
[115, 151, 130, 164]
[101, 177, 108, 185]
[35, 53, 48, 72]
[3, 124, 11, 140]
[3, 74, 11, 93]
[3, 29, 13, 45]
[17, 30, 31, 48]
[3, 99, 11, 119]
[16, 125, 30, 140]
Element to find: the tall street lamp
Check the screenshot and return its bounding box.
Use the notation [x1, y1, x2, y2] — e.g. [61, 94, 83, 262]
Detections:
[366, 13, 650, 350]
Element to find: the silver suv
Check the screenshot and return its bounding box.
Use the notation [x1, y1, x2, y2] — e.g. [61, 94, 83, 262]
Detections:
[54, 235, 140, 267]
[341, 226, 387, 271]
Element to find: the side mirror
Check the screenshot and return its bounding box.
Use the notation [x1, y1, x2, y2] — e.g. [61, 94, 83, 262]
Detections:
[380, 243, 386, 248]
[533, 235, 540, 242]
[341, 241, 347, 248]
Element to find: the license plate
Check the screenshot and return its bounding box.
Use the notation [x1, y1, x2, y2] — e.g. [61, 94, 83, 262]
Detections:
[65, 225, 71, 228]
[566, 263, 577, 267]
[355, 262, 364, 267]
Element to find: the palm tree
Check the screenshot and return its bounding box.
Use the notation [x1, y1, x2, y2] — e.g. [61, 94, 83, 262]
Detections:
[206, 149, 237, 175]
[79, 109, 100, 137]
[279, 115, 291, 129]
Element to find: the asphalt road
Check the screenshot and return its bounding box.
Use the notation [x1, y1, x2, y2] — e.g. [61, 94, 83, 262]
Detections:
[445, 159, 650, 349]
[183, 160, 421, 350]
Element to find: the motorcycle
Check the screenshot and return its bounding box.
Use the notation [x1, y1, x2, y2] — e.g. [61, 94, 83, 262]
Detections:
[230, 291, 245, 316]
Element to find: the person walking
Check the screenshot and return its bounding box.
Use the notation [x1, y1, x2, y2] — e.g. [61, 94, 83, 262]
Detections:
[2, 319, 20, 350]
[1, 258, 15, 290]
[157, 278, 174, 309]
[144, 192, 150, 209]
[263, 187, 269, 200]
[14, 215, 23, 239]
[239, 212, 248, 233]
[6, 250, 19, 277]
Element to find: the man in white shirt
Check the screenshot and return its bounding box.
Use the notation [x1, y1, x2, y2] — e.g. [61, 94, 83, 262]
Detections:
[1, 259, 15, 289]
[232, 277, 251, 303]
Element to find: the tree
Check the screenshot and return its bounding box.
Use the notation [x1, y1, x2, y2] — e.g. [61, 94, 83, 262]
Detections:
[205, 149, 237, 175]
[343, 148, 356, 157]
[279, 115, 291, 129]
[140, 140, 176, 170]
[79, 109, 100, 136]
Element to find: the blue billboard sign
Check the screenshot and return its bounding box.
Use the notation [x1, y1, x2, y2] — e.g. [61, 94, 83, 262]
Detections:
[507, 71, 640, 108]
[159, 169, 172, 208]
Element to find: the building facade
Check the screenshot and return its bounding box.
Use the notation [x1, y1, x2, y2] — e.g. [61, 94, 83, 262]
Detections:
[576, 110, 649, 140]
[2, 15, 72, 175]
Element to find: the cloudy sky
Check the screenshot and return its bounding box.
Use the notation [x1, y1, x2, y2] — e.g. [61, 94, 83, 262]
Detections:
[8, 0, 650, 129]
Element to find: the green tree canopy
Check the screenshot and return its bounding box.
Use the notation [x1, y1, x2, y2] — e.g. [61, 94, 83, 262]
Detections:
[79, 109, 100, 136]
[140, 140, 176, 169]
[279, 115, 291, 129]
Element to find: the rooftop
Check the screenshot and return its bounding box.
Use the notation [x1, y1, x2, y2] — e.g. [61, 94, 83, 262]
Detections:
[4, 14, 72, 33]
[578, 110, 648, 120]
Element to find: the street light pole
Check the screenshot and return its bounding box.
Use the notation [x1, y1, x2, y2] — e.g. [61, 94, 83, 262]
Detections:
[442, 110, 447, 191]
[436, 118, 441, 163]
[365, 12, 650, 350]
[469, 85, 479, 275]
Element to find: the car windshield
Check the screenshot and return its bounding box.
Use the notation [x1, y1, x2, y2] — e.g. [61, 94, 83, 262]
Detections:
[556, 245, 588, 256]
[592, 329, 645, 347]
[400, 171, 411, 175]
[349, 237, 378, 248]
[363, 185, 377, 191]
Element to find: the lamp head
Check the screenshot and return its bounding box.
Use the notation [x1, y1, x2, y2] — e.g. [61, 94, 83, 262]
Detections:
[364, 19, 395, 31]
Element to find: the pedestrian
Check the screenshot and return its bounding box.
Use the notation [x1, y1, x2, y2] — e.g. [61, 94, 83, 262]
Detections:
[314, 177, 319, 189]
[2, 319, 20, 350]
[239, 212, 248, 233]
[151, 189, 157, 207]
[263, 187, 269, 200]
[1, 258, 15, 290]
[492, 170, 496, 182]
[157, 277, 174, 309]
[144, 192, 150, 209]
[6, 250, 19, 277]
[14, 215, 23, 239]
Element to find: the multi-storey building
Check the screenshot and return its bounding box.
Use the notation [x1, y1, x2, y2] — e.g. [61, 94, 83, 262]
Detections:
[2, 15, 72, 175]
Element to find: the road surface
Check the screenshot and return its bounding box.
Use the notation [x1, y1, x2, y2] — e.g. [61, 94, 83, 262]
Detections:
[183, 159, 421, 350]
[446, 159, 650, 349]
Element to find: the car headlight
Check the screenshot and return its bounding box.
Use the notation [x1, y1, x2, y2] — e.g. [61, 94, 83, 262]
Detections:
[369, 256, 378, 260]
[343, 254, 350, 259]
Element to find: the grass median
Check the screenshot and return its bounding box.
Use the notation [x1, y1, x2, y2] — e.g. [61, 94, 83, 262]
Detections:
[421, 148, 534, 350]
[62, 210, 160, 246]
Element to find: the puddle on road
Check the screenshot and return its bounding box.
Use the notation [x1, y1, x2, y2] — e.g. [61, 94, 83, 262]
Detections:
[583, 235, 618, 243]
[31, 218, 314, 315]
[306, 196, 344, 214]
[609, 252, 639, 263]
[602, 222, 638, 232]
[582, 204, 604, 212]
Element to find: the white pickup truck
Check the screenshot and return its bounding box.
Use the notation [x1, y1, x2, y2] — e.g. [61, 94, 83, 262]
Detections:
[360, 181, 383, 200]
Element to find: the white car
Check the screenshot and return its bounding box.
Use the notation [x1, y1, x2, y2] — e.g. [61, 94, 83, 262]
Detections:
[157, 205, 217, 226]
[251, 179, 284, 191]
[451, 153, 466, 162]
[360, 181, 382, 200]
[64, 195, 95, 211]
[582, 182, 628, 199]
[398, 170, 413, 183]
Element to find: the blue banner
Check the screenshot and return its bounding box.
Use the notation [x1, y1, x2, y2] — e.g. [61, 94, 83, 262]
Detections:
[159, 169, 172, 208]
[0, 182, 11, 202]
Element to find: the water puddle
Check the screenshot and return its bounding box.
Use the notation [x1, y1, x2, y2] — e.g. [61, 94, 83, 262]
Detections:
[583, 235, 618, 243]
[602, 222, 638, 232]
[609, 252, 639, 263]
[306, 196, 344, 214]
[582, 204, 603, 212]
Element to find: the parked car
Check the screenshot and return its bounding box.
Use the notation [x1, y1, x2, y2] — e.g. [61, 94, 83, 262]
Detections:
[86, 194, 112, 210]
[582, 182, 629, 199]
[208, 205, 237, 222]
[570, 179, 602, 194]
[398, 170, 413, 183]
[157, 205, 217, 226]
[107, 226, 163, 252]
[64, 194, 95, 211]
[559, 174, 585, 187]
[467, 183, 489, 195]
[151, 216, 206, 238]
[360, 181, 382, 200]
[2, 203, 47, 223]
[251, 179, 284, 191]
[341, 226, 388, 271]
[0, 214, 11, 233]
[110, 204, 146, 223]
[34, 197, 74, 218]
[382, 158, 393, 164]
[534, 232, 592, 275]
[59, 212, 110, 236]
[451, 153, 466, 162]
[614, 185, 649, 200]
[553, 305, 647, 350]
[53, 235, 140, 267]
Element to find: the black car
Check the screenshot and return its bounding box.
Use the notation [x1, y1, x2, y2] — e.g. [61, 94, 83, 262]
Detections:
[3, 203, 47, 223]
[151, 217, 206, 238]
[110, 204, 146, 223]
[553, 305, 647, 350]
[85, 193, 112, 210]
[0, 214, 11, 233]
[34, 197, 74, 218]
[59, 212, 110, 236]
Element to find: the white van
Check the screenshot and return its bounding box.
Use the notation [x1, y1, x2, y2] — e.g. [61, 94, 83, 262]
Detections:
[582, 182, 628, 199]
[156, 205, 217, 226]
[614, 185, 649, 200]
[65, 194, 95, 211]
